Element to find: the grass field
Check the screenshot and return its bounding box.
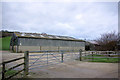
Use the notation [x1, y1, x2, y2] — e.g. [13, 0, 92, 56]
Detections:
[0, 36, 11, 50]
[82, 54, 118, 63]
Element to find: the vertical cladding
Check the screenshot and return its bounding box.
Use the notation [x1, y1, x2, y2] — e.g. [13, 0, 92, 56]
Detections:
[18, 46, 85, 52]
[18, 38, 85, 48]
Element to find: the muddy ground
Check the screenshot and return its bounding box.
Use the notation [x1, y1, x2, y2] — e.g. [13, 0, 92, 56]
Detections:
[1, 51, 119, 78]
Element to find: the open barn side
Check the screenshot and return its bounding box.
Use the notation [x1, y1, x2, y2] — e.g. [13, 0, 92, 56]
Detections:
[10, 32, 85, 52]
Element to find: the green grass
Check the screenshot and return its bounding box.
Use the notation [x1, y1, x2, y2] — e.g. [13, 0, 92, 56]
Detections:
[0, 36, 11, 50]
[5, 70, 17, 77]
[0, 69, 17, 79]
[0, 68, 16, 79]
[82, 54, 119, 63]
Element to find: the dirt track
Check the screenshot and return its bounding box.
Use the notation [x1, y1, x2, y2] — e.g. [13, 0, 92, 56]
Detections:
[1, 51, 118, 78]
[28, 61, 118, 78]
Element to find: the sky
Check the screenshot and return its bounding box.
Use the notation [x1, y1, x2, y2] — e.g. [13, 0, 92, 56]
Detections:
[2, 2, 118, 40]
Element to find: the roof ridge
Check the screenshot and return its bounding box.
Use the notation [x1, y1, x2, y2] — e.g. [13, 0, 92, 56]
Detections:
[13, 32, 85, 42]
[14, 32, 75, 38]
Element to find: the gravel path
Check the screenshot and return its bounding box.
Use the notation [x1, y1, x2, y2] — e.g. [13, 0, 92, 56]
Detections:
[28, 61, 118, 78]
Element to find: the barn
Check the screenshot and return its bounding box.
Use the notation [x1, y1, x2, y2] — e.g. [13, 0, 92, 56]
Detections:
[10, 32, 85, 52]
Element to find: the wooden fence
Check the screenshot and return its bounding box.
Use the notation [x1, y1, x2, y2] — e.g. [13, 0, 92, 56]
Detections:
[0, 50, 118, 79]
[80, 51, 119, 62]
[0, 52, 29, 80]
[0, 50, 81, 80]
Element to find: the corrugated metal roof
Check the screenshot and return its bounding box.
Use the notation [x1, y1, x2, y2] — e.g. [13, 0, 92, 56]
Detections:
[14, 32, 85, 42]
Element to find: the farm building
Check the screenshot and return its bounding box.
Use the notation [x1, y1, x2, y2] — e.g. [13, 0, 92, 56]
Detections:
[10, 32, 85, 52]
[85, 41, 96, 51]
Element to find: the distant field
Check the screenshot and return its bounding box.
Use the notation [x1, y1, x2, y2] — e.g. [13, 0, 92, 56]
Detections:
[0, 36, 11, 50]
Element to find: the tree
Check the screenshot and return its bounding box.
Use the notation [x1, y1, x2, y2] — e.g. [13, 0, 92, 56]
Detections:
[95, 32, 118, 51]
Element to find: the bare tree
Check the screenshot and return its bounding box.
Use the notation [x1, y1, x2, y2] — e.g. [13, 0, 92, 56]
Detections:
[95, 32, 118, 51]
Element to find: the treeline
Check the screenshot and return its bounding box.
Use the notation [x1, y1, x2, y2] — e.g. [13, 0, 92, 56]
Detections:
[95, 32, 120, 51]
[0, 30, 14, 38]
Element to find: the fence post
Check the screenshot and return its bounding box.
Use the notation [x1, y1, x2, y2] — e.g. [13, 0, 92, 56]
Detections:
[24, 51, 29, 77]
[61, 51, 64, 63]
[2, 63, 5, 80]
[92, 52, 94, 61]
[47, 52, 48, 65]
[107, 51, 109, 60]
[79, 49, 82, 61]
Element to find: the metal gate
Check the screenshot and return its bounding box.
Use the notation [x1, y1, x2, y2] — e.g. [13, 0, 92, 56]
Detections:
[28, 50, 80, 70]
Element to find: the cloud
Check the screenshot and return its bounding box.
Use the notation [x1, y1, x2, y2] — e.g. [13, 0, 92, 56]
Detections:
[75, 14, 83, 20]
[2, 2, 118, 40]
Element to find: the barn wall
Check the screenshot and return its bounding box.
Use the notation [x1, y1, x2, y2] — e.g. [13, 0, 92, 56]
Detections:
[18, 46, 85, 52]
[19, 46, 40, 52]
[19, 38, 85, 47]
[17, 38, 85, 52]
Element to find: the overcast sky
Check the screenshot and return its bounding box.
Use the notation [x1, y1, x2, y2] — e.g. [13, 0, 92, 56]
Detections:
[2, 2, 118, 40]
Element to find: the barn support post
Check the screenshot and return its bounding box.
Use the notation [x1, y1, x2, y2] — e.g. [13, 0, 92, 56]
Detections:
[40, 46, 41, 51]
[58, 46, 60, 51]
[16, 37, 19, 53]
[79, 49, 82, 61]
[16, 45, 18, 53]
[16, 45, 19, 53]
[24, 51, 29, 77]
[61, 51, 64, 63]
[12, 42, 14, 52]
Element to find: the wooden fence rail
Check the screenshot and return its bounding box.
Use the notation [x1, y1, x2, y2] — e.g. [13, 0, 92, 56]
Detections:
[0, 50, 81, 80]
[81, 51, 119, 62]
[0, 52, 29, 80]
